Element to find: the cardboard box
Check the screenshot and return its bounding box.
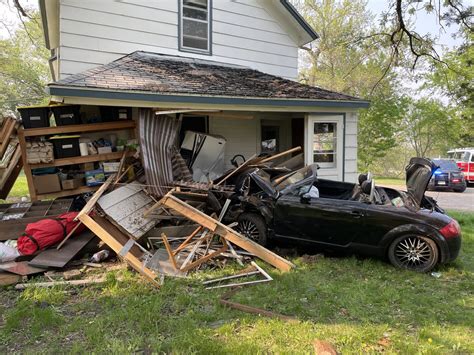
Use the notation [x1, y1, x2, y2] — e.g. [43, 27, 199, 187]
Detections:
[102, 162, 120, 173]
[97, 146, 112, 154]
[80, 162, 95, 171]
[33, 174, 61, 194]
[61, 177, 84, 190]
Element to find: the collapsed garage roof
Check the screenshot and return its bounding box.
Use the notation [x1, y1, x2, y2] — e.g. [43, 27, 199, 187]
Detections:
[47, 51, 370, 109]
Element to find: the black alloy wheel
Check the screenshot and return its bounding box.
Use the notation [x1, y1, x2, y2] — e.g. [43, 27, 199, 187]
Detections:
[237, 213, 267, 246]
[388, 235, 439, 272]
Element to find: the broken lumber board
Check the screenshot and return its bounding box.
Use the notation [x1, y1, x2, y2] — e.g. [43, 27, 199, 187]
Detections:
[259, 146, 301, 164]
[215, 154, 258, 186]
[0, 261, 46, 276]
[28, 231, 95, 268]
[160, 193, 295, 272]
[77, 213, 160, 287]
[15, 277, 106, 290]
[75, 174, 116, 221]
[146, 224, 200, 239]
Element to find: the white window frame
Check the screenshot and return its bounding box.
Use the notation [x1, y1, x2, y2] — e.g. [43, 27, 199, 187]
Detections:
[305, 115, 344, 180]
[179, 0, 212, 55]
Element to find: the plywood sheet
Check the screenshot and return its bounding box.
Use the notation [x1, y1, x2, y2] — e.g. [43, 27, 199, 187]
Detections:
[28, 231, 95, 268]
[0, 261, 46, 275]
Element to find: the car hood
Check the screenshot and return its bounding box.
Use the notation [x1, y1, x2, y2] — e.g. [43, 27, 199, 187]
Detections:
[405, 157, 438, 206]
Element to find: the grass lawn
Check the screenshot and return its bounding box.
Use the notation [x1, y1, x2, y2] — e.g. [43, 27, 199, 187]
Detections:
[0, 175, 28, 203]
[374, 177, 405, 187]
[0, 211, 473, 353]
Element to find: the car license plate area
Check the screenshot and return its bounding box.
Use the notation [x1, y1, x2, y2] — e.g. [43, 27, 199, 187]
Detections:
[436, 181, 446, 186]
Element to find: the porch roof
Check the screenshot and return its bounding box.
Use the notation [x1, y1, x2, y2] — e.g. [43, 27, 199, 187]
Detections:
[48, 51, 370, 109]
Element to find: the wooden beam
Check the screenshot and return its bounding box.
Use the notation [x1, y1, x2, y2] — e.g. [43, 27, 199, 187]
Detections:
[259, 146, 302, 164]
[215, 154, 258, 186]
[160, 194, 294, 272]
[78, 214, 160, 287]
[75, 174, 115, 221]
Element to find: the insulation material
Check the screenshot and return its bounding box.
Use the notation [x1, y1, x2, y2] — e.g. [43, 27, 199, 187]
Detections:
[139, 108, 181, 196]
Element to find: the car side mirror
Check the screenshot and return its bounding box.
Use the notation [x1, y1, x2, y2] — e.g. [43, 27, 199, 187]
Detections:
[300, 195, 311, 204]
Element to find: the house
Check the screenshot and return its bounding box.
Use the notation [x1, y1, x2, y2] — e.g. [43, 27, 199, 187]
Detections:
[38, 0, 369, 184]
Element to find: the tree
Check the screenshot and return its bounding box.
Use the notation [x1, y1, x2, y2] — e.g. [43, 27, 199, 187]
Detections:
[427, 31, 473, 146]
[402, 98, 462, 157]
[0, 10, 50, 115]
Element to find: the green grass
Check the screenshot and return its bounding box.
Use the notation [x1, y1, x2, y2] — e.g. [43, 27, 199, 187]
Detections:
[375, 177, 405, 186]
[0, 175, 28, 203]
[1, 211, 473, 353]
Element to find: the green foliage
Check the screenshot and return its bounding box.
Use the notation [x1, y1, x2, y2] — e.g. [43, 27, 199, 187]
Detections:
[0, 12, 50, 115]
[402, 98, 463, 157]
[427, 32, 473, 146]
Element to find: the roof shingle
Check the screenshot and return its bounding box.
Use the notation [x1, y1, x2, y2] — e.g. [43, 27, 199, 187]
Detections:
[50, 51, 365, 102]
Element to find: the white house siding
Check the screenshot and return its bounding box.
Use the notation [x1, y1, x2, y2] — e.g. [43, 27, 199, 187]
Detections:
[208, 116, 259, 170]
[58, 0, 299, 80]
[344, 112, 358, 183]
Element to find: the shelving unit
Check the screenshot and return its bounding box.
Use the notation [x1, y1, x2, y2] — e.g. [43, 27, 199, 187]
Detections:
[18, 120, 136, 201]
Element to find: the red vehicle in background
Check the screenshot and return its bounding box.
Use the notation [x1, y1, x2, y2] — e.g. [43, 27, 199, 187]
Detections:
[447, 148, 474, 185]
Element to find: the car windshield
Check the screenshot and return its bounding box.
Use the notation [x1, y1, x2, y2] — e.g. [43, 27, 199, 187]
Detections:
[433, 159, 459, 170]
[275, 164, 318, 194]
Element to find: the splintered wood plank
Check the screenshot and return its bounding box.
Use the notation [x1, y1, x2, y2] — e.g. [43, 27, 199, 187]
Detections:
[0, 261, 46, 276]
[160, 194, 294, 272]
[28, 231, 95, 268]
[78, 213, 160, 287]
[75, 174, 115, 221]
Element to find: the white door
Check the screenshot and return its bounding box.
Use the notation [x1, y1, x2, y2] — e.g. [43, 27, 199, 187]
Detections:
[305, 115, 344, 180]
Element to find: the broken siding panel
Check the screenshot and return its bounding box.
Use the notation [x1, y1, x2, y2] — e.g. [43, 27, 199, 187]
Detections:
[58, 0, 299, 79]
[209, 117, 259, 170]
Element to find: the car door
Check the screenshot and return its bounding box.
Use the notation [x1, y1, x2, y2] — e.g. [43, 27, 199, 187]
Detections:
[273, 194, 367, 247]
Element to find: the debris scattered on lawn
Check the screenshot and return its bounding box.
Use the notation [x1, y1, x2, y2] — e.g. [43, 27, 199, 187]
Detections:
[312, 340, 338, 355]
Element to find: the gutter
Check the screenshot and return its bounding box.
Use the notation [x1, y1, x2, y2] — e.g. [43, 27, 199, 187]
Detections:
[47, 86, 370, 109]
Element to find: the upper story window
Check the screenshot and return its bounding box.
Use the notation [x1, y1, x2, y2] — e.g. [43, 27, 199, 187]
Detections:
[179, 0, 212, 55]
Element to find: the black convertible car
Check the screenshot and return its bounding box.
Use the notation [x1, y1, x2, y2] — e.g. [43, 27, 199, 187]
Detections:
[231, 158, 461, 272]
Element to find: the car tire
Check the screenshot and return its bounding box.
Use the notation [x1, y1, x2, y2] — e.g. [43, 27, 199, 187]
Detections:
[454, 186, 467, 193]
[237, 213, 267, 246]
[388, 235, 439, 272]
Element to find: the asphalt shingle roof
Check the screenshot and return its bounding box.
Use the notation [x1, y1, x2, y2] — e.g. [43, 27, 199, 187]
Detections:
[50, 51, 364, 102]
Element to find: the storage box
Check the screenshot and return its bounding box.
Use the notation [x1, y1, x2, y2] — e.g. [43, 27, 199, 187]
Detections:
[50, 135, 80, 159]
[51, 105, 81, 126]
[85, 169, 105, 186]
[102, 162, 120, 173]
[61, 177, 84, 190]
[97, 146, 112, 154]
[80, 162, 95, 171]
[33, 174, 61, 194]
[17, 106, 50, 129]
[99, 106, 132, 121]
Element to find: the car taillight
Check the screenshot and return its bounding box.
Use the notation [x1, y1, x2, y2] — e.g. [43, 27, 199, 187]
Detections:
[440, 220, 461, 239]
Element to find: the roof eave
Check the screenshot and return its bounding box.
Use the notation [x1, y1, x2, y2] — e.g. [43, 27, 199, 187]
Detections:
[47, 85, 370, 109]
[280, 0, 319, 43]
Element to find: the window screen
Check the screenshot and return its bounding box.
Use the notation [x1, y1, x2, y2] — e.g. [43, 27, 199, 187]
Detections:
[180, 0, 211, 54]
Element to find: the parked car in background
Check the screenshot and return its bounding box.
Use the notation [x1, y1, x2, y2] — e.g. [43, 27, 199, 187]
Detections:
[428, 159, 467, 192]
[447, 148, 474, 186]
[231, 158, 461, 273]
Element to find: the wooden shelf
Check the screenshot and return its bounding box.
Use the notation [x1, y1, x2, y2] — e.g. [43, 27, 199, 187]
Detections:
[22, 120, 135, 137]
[36, 185, 101, 200]
[30, 151, 133, 169]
